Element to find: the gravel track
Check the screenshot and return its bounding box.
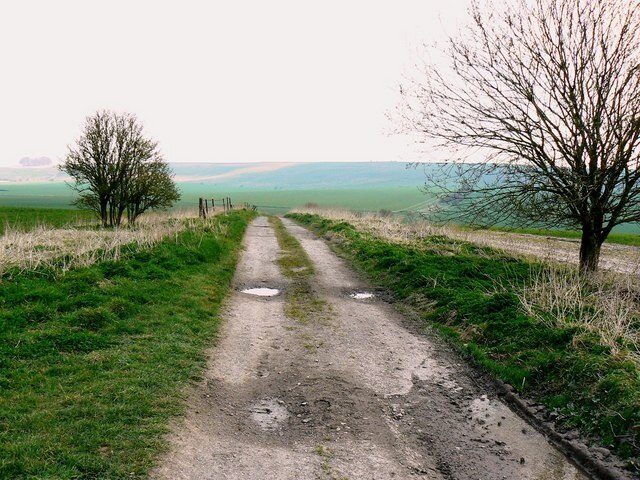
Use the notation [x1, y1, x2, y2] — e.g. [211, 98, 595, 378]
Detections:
[152, 216, 591, 480]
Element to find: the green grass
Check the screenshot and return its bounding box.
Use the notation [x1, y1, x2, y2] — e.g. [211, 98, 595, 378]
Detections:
[288, 213, 640, 471]
[0, 211, 254, 479]
[486, 226, 640, 247]
[0, 183, 77, 209]
[0, 206, 95, 234]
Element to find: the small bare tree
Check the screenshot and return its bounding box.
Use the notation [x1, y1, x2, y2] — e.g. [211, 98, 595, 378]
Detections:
[61, 111, 180, 227]
[398, 0, 640, 272]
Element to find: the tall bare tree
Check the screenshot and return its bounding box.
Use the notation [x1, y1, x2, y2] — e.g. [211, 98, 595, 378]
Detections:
[61, 111, 180, 227]
[398, 0, 640, 272]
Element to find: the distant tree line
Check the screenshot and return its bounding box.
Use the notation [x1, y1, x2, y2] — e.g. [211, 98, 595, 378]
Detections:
[61, 110, 180, 227]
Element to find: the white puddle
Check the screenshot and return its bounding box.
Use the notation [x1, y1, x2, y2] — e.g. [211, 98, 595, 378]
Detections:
[241, 287, 280, 297]
[350, 292, 375, 300]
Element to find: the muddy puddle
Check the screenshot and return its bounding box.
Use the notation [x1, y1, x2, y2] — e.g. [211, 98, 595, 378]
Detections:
[250, 398, 289, 430]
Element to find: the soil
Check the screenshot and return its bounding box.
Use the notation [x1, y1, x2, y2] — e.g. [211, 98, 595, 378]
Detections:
[151, 217, 602, 479]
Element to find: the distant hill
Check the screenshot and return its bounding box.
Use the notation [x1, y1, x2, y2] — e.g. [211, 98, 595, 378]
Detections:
[172, 162, 426, 189]
[0, 162, 427, 189]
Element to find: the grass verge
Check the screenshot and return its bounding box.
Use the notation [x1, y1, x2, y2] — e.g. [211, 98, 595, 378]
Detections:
[287, 213, 640, 473]
[269, 216, 329, 325]
[0, 211, 254, 479]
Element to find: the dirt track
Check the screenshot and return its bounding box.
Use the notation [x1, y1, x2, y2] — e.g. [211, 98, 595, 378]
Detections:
[152, 217, 589, 480]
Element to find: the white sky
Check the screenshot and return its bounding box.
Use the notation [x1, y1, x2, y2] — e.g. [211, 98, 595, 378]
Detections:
[0, 0, 472, 167]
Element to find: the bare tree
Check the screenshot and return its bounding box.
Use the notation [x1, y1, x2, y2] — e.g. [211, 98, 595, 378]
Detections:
[398, 0, 640, 272]
[61, 111, 180, 227]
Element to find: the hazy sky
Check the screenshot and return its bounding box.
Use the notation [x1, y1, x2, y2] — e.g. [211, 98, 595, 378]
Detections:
[0, 0, 472, 167]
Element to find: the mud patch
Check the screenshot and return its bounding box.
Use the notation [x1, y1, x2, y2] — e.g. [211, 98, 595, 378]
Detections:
[412, 357, 462, 391]
[241, 287, 280, 297]
[250, 398, 289, 430]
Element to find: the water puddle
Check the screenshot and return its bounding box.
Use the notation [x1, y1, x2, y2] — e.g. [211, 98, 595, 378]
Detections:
[241, 287, 280, 297]
[250, 398, 289, 430]
[350, 292, 375, 300]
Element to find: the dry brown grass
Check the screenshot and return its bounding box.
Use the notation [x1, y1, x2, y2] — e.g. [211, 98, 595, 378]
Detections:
[518, 266, 640, 359]
[0, 208, 218, 277]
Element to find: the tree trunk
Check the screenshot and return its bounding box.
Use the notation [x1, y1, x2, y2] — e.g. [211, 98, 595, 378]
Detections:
[578, 228, 602, 274]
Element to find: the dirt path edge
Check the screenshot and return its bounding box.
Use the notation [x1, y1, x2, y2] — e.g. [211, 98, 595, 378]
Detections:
[497, 382, 632, 480]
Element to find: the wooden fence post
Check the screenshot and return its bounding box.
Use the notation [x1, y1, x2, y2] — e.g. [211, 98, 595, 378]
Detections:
[205, 199, 209, 215]
[198, 198, 204, 218]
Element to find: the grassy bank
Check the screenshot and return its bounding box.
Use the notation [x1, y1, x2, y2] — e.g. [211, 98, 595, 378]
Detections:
[288, 213, 640, 472]
[0, 211, 254, 479]
[0, 206, 95, 235]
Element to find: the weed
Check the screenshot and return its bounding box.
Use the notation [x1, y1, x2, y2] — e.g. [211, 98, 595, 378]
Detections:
[315, 444, 334, 476]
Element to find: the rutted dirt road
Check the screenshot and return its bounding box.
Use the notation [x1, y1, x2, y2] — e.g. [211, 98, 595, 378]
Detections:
[152, 217, 589, 479]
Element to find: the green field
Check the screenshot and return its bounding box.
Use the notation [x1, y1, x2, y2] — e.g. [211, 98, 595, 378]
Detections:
[0, 211, 253, 479]
[178, 185, 428, 215]
[2, 181, 639, 242]
[0, 206, 95, 235]
[0, 182, 427, 215]
[0, 183, 77, 209]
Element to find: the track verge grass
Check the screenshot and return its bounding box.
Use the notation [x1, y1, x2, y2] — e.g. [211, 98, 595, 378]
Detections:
[269, 216, 328, 325]
[0, 211, 254, 479]
[287, 213, 640, 473]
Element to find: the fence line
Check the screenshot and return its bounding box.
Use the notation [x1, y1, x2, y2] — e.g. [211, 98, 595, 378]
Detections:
[197, 197, 257, 218]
